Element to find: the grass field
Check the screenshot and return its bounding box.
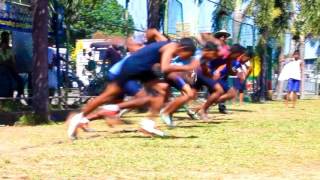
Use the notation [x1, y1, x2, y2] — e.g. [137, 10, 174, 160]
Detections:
[0, 100, 320, 179]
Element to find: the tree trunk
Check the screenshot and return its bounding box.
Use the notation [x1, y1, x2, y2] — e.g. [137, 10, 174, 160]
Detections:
[147, 0, 165, 29]
[32, 0, 49, 123]
[299, 35, 305, 99]
[276, 43, 285, 100]
[232, 0, 243, 43]
[258, 29, 269, 101]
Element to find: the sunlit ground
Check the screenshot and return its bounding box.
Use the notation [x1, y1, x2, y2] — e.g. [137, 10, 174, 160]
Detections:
[0, 100, 319, 179]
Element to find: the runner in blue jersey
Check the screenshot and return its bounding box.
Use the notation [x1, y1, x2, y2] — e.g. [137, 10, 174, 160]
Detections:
[82, 37, 147, 124]
[197, 30, 232, 114]
[159, 52, 200, 126]
[67, 31, 198, 139]
[190, 42, 227, 119]
[196, 44, 254, 119]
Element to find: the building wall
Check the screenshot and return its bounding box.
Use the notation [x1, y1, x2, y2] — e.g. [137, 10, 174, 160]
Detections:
[117, 0, 147, 30]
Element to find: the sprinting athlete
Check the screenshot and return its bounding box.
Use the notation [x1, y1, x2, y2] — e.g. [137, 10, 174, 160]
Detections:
[197, 30, 231, 114]
[67, 36, 197, 139]
[196, 45, 253, 119]
[90, 54, 199, 127]
[81, 29, 174, 125]
[232, 56, 252, 105]
[159, 42, 222, 125]
[191, 43, 226, 119]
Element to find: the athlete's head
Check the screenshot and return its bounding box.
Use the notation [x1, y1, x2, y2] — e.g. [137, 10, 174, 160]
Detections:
[293, 50, 300, 60]
[126, 37, 144, 53]
[202, 42, 219, 59]
[239, 49, 254, 63]
[176, 38, 196, 59]
[229, 44, 246, 59]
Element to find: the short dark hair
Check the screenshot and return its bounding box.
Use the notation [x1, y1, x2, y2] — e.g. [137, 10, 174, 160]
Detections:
[244, 49, 254, 58]
[230, 44, 246, 55]
[179, 37, 196, 54]
[203, 42, 218, 51]
[48, 37, 55, 45]
[293, 50, 300, 55]
[1, 31, 9, 39]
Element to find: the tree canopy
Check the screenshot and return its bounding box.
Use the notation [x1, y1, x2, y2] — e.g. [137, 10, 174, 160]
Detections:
[296, 0, 320, 35]
[57, 0, 135, 41]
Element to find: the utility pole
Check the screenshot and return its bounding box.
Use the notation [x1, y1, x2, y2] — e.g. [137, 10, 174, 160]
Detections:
[125, 0, 129, 50]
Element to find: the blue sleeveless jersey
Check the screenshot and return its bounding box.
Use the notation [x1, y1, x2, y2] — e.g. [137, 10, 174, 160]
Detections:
[208, 58, 226, 73]
[123, 41, 169, 71]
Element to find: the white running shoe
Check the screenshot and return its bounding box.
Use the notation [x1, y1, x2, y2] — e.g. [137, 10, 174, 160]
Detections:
[140, 119, 165, 137]
[67, 113, 88, 140]
[160, 109, 174, 127]
[118, 109, 130, 117]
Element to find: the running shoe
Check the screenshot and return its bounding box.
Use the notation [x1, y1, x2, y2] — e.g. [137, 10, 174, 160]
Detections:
[67, 113, 85, 140]
[198, 110, 209, 121]
[118, 109, 130, 118]
[160, 110, 174, 127]
[140, 119, 166, 137]
[67, 113, 89, 140]
[81, 123, 96, 132]
[218, 104, 229, 114]
[186, 109, 200, 120]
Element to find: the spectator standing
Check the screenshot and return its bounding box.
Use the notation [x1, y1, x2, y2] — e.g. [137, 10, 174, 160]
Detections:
[279, 50, 303, 108]
[0, 31, 24, 98]
[48, 39, 58, 97]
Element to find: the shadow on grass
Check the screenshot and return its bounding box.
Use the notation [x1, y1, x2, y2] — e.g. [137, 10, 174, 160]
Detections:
[176, 124, 205, 128]
[121, 114, 146, 118]
[19, 130, 198, 150]
[228, 109, 255, 112]
[20, 140, 65, 150]
[173, 116, 233, 121]
[196, 120, 239, 124]
[176, 121, 233, 128]
[106, 135, 198, 139]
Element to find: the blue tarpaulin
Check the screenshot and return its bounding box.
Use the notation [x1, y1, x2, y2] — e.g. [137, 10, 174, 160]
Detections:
[0, 1, 32, 33]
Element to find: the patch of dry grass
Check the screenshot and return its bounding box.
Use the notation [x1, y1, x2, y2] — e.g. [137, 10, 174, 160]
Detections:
[0, 100, 319, 179]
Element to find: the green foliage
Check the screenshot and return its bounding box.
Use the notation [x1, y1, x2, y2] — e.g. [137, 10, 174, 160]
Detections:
[0, 101, 17, 112]
[58, 0, 134, 41]
[252, 0, 291, 37]
[296, 0, 320, 35]
[16, 114, 38, 126]
[211, 0, 235, 31]
[16, 113, 55, 126]
[73, 0, 134, 36]
[0, 101, 29, 112]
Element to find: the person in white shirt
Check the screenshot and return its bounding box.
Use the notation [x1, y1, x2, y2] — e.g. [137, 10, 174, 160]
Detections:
[282, 50, 303, 108]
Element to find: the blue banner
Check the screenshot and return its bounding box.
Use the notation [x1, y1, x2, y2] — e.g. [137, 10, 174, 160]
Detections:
[0, 2, 32, 33]
[12, 31, 33, 73]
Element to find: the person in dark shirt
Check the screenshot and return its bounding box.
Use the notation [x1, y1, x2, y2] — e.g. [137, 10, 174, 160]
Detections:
[0, 31, 24, 98]
[105, 45, 121, 67]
